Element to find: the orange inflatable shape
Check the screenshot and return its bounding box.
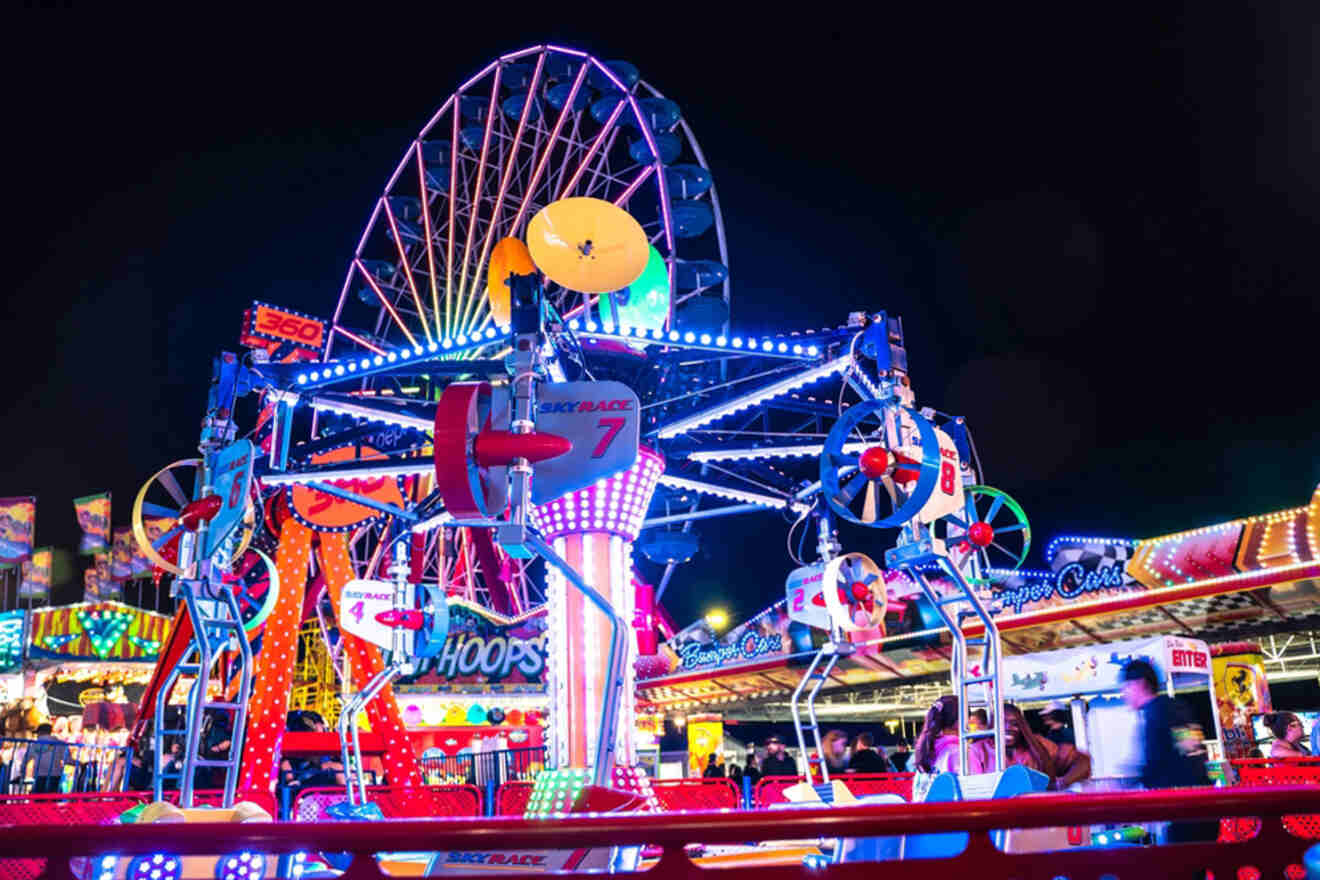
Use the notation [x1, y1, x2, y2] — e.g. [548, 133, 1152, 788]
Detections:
[288, 445, 405, 531]
[527, 197, 648, 294]
[486, 237, 536, 325]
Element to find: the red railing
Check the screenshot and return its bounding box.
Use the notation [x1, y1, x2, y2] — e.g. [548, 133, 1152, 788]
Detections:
[495, 780, 534, 816]
[0, 787, 1315, 880]
[651, 777, 741, 811]
[1220, 758, 1320, 843]
[755, 772, 915, 806]
[291, 784, 483, 821]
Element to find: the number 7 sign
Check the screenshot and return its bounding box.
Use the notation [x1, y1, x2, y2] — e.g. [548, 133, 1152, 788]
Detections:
[530, 381, 640, 503]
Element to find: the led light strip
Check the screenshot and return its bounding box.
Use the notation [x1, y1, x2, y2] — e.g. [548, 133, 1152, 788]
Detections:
[293, 324, 513, 389]
[570, 322, 822, 359]
[308, 397, 434, 431]
[654, 356, 851, 439]
[260, 461, 434, 487]
[657, 474, 807, 512]
[685, 440, 869, 463]
[1043, 535, 1137, 567]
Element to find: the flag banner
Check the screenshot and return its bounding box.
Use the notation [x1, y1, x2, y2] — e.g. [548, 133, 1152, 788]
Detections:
[84, 554, 120, 602]
[111, 527, 135, 581]
[18, 547, 51, 600]
[74, 493, 111, 554]
[0, 497, 36, 565]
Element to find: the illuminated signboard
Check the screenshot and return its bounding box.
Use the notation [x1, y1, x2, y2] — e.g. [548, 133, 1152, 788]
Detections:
[241, 302, 326, 356]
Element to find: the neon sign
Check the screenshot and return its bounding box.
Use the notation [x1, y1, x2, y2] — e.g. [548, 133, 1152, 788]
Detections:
[994, 563, 1131, 615]
[677, 631, 784, 671]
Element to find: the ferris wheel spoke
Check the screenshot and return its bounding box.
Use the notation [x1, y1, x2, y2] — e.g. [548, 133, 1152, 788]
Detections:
[610, 165, 655, 207]
[512, 61, 587, 238]
[558, 94, 626, 201]
[414, 142, 444, 339]
[157, 469, 190, 509]
[381, 198, 435, 345]
[444, 106, 461, 338]
[453, 75, 502, 334]
[355, 258, 420, 348]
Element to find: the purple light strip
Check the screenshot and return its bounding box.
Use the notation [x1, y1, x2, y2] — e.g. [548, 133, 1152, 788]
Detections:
[415, 141, 442, 339]
[613, 165, 655, 207]
[462, 51, 547, 338]
[556, 84, 626, 200]
[511, 56, 590, 234]
[381, 197, 434, 344]
[454, 65, 504, 331]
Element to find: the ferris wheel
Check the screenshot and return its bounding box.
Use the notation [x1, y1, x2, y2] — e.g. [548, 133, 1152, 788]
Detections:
[327, 45, 730, 367]
[306, 46, 731, 610]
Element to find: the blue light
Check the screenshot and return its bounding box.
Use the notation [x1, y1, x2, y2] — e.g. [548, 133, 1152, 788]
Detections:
[807, 345, 819, 356]
[668, 331, 679, 341]
[651, 328, 663, 339]
[400, 349, 411, 359]
[296, 374, 307, 384]
[360, 358, 371, 368]
[442, 338, 453, 349]
[387, 352, 398, 362]
[585, 321, 598, 332]
[499, 324, 511, 334]
[683, 331, 695, 342]
[413, 346, 423, 355]
[456, 334, 468, 345]
[347, 363, 356, 372]
[373, 355, 384, 366]
[569, 319, 580, 330]
[428, 342, 438, 353]
[699, 333, 711, 344]
[334, 365, 345, 376]
[309, 371, 320, 381]
[792, 344, 803, 354]
[731, 337, 743, 348]
[777, 342, 788, 352]
[485, 327, 496, 338]
[747, 340, 758, 350]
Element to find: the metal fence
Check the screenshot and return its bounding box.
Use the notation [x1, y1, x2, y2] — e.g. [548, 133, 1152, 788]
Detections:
[0, 737, 130, 794]
[417, 746, 545, 789]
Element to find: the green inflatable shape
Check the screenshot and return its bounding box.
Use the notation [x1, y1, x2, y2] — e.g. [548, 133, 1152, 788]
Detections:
[598, 244, 669, 333]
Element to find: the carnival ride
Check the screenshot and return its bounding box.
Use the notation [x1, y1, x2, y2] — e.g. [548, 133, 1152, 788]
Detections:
[114, 44, 1052, 874]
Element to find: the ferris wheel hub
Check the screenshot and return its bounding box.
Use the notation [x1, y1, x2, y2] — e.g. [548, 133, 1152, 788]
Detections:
[967, 520, 995, 548]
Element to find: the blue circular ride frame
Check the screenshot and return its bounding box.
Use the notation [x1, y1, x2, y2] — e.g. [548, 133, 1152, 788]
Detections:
[820, 400, 941, 528]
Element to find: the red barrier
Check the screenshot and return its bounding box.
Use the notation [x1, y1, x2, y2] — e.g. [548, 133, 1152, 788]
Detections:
[495, 780, 534, 816]
[291, 784, 482, 821]
[0, 787, 1315, 880]
[1219, 758, 1320, 843]
[651, 777, 740, 811]
[0, 792, 154, 880]
[755, 773, 915, 807]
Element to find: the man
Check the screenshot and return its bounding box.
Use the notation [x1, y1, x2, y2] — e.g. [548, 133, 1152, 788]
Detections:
[1042, 701, 1076, 746]
[760, 736, 798, 777]
[1120, 659, 1215, 843]
[889, 741, 912, 772]
[27, 723, 71, 793]
[847, 732, 893, 773]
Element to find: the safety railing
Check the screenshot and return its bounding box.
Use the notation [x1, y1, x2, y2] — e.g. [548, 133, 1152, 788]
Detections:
[0, 737, 131, 794]
[754, 772, 915, 807]
[494, 779, 534, 816]
[651, 777, 741, 811]
[1220, 757, 1320, 843]
[290, 783, 482, 822]
[0, 787, 1315, 880]
[417, 746, 545, 787]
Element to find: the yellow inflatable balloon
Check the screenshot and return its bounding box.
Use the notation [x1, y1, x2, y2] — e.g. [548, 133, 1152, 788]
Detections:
[486, 237, 536, 325]
[527, 197, 648, 294]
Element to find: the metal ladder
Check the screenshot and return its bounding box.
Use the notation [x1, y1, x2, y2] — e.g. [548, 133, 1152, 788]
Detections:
[153, 576, 252, 806]
[897, 544, 1005, 774]
[790, 639, 851, 801]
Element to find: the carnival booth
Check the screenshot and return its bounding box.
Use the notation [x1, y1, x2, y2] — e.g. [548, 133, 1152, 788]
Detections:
[1002, 634, 1222, 782]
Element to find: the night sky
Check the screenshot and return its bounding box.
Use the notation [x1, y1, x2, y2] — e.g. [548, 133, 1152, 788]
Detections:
[7, 10, 1319, 626]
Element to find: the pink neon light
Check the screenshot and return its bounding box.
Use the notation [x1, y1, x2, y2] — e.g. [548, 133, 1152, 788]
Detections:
[415, 141, 442, 339]
[381, 197, 434, 344]
[613, 165, 655, 207]
[353, 258, 419, 348]
[557, 94, 626, 200]
[332, 325, 387, 356]
[511, 58, 590, 234]
[454, 66, 504, 322]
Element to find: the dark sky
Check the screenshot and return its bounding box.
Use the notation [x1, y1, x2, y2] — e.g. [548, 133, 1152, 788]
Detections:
[6, 10, 1319, 621]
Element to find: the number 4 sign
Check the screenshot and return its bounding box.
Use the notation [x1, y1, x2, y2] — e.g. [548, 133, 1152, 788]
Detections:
[530, 381, 640, 503]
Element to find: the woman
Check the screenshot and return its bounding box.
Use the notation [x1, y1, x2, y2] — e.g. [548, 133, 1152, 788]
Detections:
[1264, 712, 1311, 758]
[821, 730, 850, 774]
[913, 695, 991, 775]
[1002, 703, 1091, 790]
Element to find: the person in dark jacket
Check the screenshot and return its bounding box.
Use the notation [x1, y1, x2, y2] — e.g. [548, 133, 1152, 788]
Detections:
[760, 736, 799, 777]
[702, 753, 725, 778]
[1120, 659, 1215, 843]
[847, 732, 894, 773]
